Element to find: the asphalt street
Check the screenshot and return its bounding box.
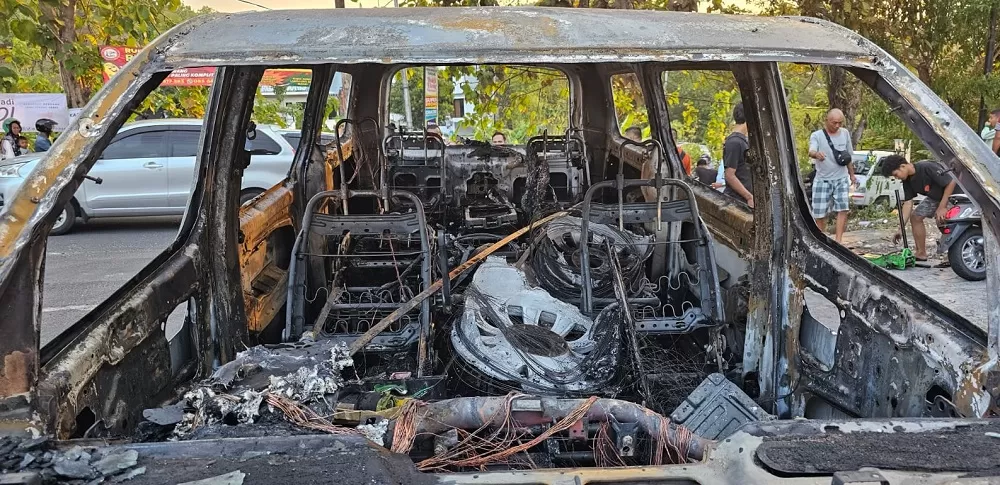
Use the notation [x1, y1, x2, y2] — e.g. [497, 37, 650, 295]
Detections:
[40, 218, 988, 347]
[42, 216, 183, 345]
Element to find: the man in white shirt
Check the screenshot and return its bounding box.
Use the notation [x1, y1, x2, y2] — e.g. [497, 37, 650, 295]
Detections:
[808, 108, 856, 244]
[981, 109, 1000, 145]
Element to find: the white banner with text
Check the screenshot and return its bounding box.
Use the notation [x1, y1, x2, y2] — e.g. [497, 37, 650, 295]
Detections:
[0, 94, 70, 133]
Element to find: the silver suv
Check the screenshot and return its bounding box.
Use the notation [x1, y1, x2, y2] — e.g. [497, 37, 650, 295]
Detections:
[0, 118, 294, 235]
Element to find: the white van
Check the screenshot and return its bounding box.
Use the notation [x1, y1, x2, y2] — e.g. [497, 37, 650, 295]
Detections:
[850, 149, 904, 208]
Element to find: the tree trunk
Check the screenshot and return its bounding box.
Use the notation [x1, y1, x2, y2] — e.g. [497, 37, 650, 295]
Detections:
[577, 0, 589, 8]
[667, 0, 698, 11]
[57, 63, 88, 109]
[335, 0, 345, 7]
[979, 1, 998, 129]
[51, 0, 88, 108]
[915, 62, 932, 86]
[824, 66, 861, 133]
[852, 113, 867, 147]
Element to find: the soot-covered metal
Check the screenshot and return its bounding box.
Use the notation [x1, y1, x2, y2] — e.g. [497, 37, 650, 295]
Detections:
[0, 7, 998, 484]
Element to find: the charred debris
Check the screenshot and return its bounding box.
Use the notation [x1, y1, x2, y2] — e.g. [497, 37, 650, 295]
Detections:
[129, 129, 761, 472]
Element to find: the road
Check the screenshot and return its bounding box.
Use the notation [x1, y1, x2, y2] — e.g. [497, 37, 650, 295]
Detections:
[40, 219, 988, 347]
[42, 217, 182, 345]
[841, 227, 987, 330]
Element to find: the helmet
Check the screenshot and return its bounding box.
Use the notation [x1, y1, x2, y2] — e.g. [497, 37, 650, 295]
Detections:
[2, 118, 20, 133]
[35, 118, 57, 134]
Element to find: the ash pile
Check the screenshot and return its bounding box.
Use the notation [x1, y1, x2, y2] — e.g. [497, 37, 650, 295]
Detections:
[0, 436, 145, 484]
[138, 340, 364, 442]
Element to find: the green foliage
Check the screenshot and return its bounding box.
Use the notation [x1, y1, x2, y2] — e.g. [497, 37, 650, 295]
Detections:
[134, 86, 209, 120]
[390, 66, 568, 144]
[612, 73, 648, 135]
[0, 37, 62, 93]
[0, 0, 201, 106]
[662, 70, 740, 160]
[759, 0, 996, 134]
[249, 87, 307, 129]
[778, 64, 829, 173]
[457, 66, 569, 143]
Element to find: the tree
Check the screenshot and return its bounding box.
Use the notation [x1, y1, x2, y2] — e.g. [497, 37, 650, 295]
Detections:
[0, 37, 63, 93]
[0, 0, 198, 108]
[434, 66, 569, 143]
[980, 2, 998, 129]
[758, 0, 998, 145]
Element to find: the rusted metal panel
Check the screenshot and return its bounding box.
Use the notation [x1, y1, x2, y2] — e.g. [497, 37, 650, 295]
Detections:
[239, 184, 294, 333]
[160, 9, 874, 69]
[0, 18, 201, 413]
[0, 242, 44, 415]
[692, 187, 754, 256]
[37, 252, 199, 437]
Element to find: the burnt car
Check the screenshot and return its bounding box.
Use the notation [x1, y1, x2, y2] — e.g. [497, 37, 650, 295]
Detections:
[0, 7, 998, 485]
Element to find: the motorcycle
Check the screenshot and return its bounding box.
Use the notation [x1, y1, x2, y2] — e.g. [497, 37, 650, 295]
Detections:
[936, 194, 985, 281]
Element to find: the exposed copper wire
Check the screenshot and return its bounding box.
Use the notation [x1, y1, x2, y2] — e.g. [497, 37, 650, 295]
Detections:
[415, 395, 600, 471]
[266, 393, 358, 436]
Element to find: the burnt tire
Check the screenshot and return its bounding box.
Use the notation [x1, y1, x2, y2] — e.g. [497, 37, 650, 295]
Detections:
[948, 226, 986, 282]
[240, 189, 265, 206]
[50, 203, 76, 236]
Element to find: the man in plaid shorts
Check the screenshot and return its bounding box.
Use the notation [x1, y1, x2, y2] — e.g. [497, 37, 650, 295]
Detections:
[808, 109, 857, 244]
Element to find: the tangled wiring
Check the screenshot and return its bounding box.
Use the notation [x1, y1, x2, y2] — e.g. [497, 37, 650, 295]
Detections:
[531, 215, 652, 302]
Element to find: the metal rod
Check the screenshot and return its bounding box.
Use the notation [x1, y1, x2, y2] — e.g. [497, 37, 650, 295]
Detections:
[329, 303, 404, 310]
[348, 211, 569, 356]
[895, 188, 910, 250]
[439, 230, 452, 312]
[298, 252, 425, 258]
[334, 118, 383, 214]
[335, 119, 353, 214]
[647, 139, 665, 231]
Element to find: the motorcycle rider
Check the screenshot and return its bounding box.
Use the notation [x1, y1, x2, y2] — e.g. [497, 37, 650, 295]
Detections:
[880, 155, 961, 261]
[34, 118, 57, 152]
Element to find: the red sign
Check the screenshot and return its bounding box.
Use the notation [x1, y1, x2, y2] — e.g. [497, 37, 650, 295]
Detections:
[160, 68, 217, 87]
[100, 46, 316, 91]
[100, 46, 215, 86]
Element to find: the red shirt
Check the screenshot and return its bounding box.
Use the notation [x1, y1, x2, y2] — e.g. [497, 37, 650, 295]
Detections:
[677, 147, 692, 176]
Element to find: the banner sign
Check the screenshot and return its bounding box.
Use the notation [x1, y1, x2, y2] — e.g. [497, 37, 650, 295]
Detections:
[0, 94, 69, 133]
[424, 67, 438, 125]
[161, 68, 217, 87]
[259, 69, 313, 95]
[101, 46, 216, 86]
[68, 108, 83, 125]
[100, 47, 318, 94]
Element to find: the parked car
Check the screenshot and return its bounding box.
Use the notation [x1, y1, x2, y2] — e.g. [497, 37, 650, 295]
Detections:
[849, 149, 902, 207]
[0, 119, 294, 235]
[277, 129, 338, 149]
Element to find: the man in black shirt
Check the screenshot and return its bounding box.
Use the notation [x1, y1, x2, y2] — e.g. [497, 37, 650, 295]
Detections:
[694, 154, 717, 186]
[880, 155, 961, 261]
[723, 103, 753, 208]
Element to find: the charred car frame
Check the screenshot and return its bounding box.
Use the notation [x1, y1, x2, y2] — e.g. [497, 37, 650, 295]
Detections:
[0, 7, 999, 484]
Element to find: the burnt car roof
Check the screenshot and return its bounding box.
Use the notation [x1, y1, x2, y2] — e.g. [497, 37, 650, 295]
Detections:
[160, 8, 874, 67]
